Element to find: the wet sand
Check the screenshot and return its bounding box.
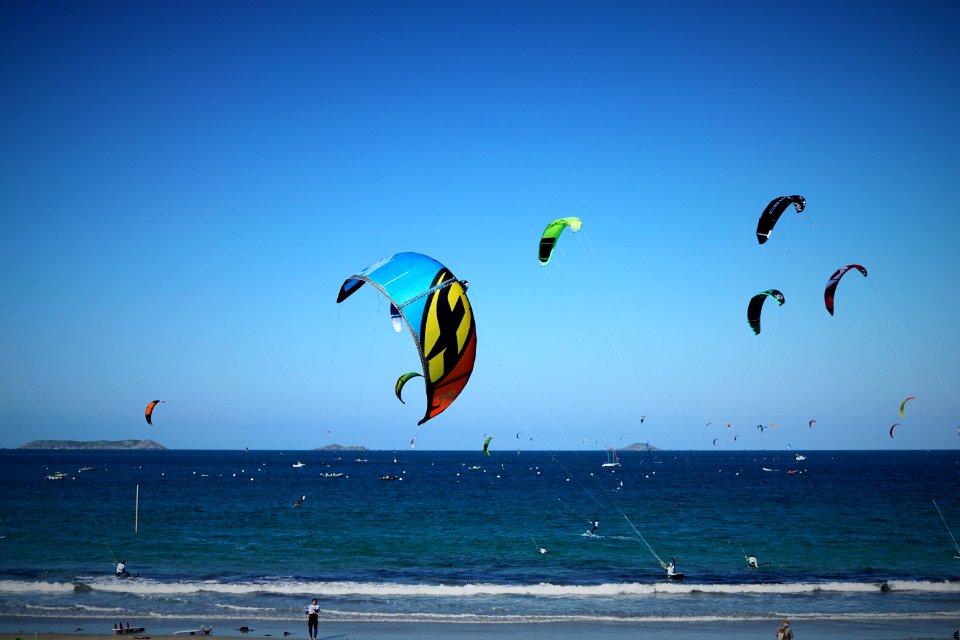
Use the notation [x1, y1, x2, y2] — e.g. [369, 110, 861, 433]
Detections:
[0, 617, 957, 640]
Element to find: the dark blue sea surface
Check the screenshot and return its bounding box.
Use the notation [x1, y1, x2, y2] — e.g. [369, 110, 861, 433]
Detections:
[0, 449, 958, 627]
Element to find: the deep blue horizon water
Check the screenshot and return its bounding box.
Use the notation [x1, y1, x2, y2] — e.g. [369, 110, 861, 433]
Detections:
[1, 449, 958, 629]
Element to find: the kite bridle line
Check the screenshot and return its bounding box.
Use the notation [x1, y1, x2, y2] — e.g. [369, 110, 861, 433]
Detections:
[478, 313, 670, 572]
[92, 516, 119, 568]
[933, 499, 960, 557]
[867, 278, 960, 414]
[622, 513, 666, 569]
[397, 279, 469, 310]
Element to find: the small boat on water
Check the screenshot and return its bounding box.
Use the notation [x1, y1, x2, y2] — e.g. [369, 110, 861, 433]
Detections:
[46, 472, 68, 480]
[795, 454, 806, 461]
[320, 472, 346, 478]
[601, 449, 621, 467]
[292, 462, 305, 468]
[379, 475, 399, 481]
[467, 465, 482, 471]
[78, 467, 97, 472]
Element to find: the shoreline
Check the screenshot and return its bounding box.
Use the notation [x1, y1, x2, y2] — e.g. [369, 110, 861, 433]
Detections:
[1, 617, 958, 640]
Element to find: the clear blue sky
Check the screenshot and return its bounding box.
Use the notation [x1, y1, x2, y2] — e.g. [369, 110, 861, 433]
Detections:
[2, 0, 958, 450]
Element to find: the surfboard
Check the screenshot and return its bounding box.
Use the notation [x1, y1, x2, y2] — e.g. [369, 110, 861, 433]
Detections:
[174, 629, 211, 635]
[114, 627, 145, 634]
[667, 573, 685, 580]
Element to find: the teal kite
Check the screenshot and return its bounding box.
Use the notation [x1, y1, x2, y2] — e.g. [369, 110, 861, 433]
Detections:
[747, 289, 785, 335]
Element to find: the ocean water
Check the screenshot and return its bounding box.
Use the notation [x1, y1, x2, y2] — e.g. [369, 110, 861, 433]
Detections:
[0, 449, 958, 629]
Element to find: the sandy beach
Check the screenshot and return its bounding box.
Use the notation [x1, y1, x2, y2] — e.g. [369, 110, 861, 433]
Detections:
[1, 617, 958, 640]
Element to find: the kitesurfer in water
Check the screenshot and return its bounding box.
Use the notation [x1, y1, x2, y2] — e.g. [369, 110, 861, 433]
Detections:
[115, 560, 128, 578]
[305, 598, 319, 640]
[747, 554, 758, 568]
[589, 518, 599, 535]
[665, 557, 677, 578]
[294, 496, 305, 508]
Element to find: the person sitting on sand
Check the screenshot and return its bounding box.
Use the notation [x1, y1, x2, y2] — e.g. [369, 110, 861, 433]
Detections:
[776, 618, 793, 640]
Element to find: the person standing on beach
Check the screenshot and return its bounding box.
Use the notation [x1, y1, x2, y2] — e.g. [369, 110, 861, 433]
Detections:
[305, 597, 319, 640]
[776, 618, 793, 640]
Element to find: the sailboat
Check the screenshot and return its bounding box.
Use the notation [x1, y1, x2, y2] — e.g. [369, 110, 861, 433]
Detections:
[601, 448, 621, 467]
[292, 461, 306, 468]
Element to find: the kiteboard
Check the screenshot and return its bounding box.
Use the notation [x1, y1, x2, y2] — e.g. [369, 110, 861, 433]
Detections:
[667, 573, 685, 580]
[114, 627, 145, 634]
[174, 628, 212, 635]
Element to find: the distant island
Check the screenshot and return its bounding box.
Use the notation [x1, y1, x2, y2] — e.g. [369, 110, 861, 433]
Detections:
[314, 443, 368, 451]
[19, 439, 166, 450]
[620, 442, 660, 451]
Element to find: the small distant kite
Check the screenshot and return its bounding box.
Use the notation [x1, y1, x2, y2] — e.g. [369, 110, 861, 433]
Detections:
[899, 396, 915, 418]
[889, 423, 901, 439]
[824, 264, 868, 316]
[145, 400, 165, 426]
[712, 438, 718, 446]
[747, 289, 785, 335]
[640, 415, 646, 424]
[539, 217, 582, 266]
[483, 435, 493, 456]
[809, 419, 816, 428]
[395, 372, 423, 404]
[756, 195, 805, 244]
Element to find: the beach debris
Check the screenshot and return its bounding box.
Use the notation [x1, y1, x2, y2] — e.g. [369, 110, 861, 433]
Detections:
[756, 195, 805, 244]
[538, 216, 582, 266]
[747, 289, 785, 335]
[824, 264, 868, 315]
[337, 252, 477, 426]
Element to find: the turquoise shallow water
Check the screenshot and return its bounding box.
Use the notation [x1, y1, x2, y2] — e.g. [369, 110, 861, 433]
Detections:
[0, 449, 958, 626]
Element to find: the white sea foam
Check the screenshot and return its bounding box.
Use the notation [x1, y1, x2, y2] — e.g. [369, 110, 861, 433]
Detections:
[55, 577, 960, 597]
[7, 606, 959, 625]
[0, 580, 75, 594]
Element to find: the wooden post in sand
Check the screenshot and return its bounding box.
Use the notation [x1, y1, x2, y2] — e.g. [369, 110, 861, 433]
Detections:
[135, 484, 139, 533]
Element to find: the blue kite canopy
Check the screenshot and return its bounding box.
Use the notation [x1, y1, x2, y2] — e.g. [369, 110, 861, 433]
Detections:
[337, 252, 477, 425]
